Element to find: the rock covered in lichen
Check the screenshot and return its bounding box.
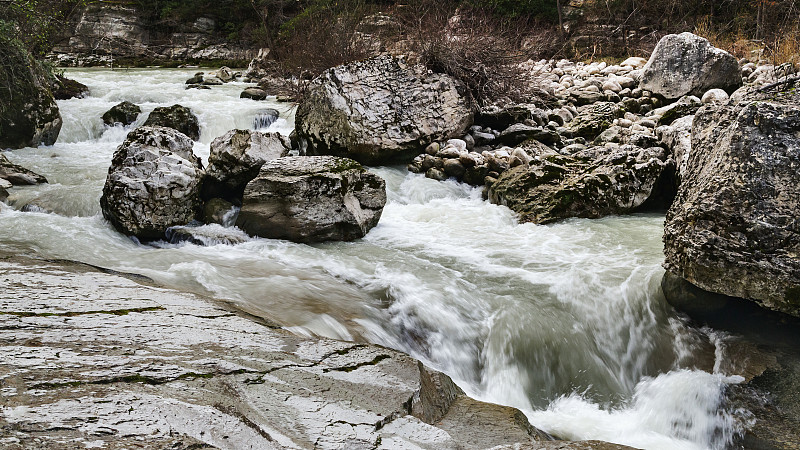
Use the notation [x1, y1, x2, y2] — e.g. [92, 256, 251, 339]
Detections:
[663, 92, 800, 317]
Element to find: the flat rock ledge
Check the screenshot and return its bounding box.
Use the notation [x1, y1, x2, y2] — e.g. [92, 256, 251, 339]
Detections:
[0, 254, 634, 450]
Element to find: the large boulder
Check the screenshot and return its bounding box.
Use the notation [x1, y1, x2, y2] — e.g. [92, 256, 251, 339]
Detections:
[52, 75, 89, 100]
[488, 145, 672, 224]
[663, 95, 800, 318]
[142, 104, 200, 140]
[656, 114, 693, 181]
[567, 102, 622, 140]
[295, 54, 473, 165]
[102, 101, 141, 126]
[100, 126, 204, 240]
[639, 32, 741, 100]
[0, 36, 62, 149]
[0, 153, 48, 185]
[236, 156, 386, 242]
[202, 129, 290, 202]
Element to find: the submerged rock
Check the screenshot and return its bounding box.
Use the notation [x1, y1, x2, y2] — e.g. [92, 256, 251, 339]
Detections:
[52, 75, 89, 100]
[0, 153, 48, 185]
[639, 32, 741, 100]
[295, 54, 473, 165]
[202, 129, 290, 202]
[142, 104, 200, 140]
[100, 126, 204, 240]
[663, 94, 800, 318]
[165, 223, 248, 246]
[236, 156, 386, 242]
[102, 101, 142, 126]
[488, 145, 672, 224]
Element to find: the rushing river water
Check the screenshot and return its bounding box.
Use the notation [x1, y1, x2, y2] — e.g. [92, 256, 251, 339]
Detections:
[0, 69, 750, 449]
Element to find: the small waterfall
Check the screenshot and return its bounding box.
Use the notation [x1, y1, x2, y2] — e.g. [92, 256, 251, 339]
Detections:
[253, 108, 279, 130]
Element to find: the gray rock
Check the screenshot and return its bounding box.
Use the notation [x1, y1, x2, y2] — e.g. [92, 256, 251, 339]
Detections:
[0, 153, 48, 185]
[202, 77, 223, 86]
[443, 158, 466, 178]
[296, 55, 472, 165]
[653, 95, 701, 126]
[639, 32, 741, 100]
[216, 66, 234, 82]
[664, 95, 800, 317]
[240, 87, 268, 100]
[1, 254, 607, 450]
[656, 114, 693, 181]
[203, 197, 238, 226]
[102, 101, 141, 126]
[185, 72, 204, 85]
[567, 102, 622, 140]
[473, 131, 496, 146]
[488, 145, 672, 224]
[426, 167, 447, 181]
[236, 156, 386, 243]
[202, 129, 290, 202]
[476, 104, 543, 130]
[142, 104, 201, 140]
[100, 126, 204, 240]
[701, 88, 730, 104]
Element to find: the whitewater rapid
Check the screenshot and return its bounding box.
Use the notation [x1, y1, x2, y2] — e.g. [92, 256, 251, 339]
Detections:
[0, 68, 749, 449]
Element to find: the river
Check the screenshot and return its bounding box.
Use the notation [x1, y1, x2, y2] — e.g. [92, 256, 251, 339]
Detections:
[0, 68, 749, 449]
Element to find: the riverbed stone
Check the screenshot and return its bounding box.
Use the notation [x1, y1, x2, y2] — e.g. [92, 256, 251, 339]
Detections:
[663, 93, 800, 318]
[639, 32, 741, 100]
[142, 104, 201, 140]
[102, 101, 142, 126]
[567, 102, 622, 140]
[236, 156, 386, 243]
[295, 54, 473, 165]
[0, 253, 638, 449]
[100, 126, 205, 240]
[52, 75, 89, 100]
[0, 153, 48, 185]
[240, 87, 268, 100]
[202, 129, 290, 202]
[488, 145, 672, 224]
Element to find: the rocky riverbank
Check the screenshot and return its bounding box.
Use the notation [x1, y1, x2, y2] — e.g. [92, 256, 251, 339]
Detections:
[0, 252, 636, 450]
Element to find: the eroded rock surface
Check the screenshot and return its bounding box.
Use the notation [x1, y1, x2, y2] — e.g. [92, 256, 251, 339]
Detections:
[236, 156, 386, 243]
[0, 254, 637, 449]
[202, 129, 290, 202]
[488, 145, 671, 224]
[639, 32, 741, 100]
[295, 54, 473, 165]
[100, 126, 204, 240]
[663, 93, 800, 317]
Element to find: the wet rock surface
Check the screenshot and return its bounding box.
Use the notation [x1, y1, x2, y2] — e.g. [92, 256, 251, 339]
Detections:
[51, 75, 89, 100]
[100, 126, 204, 240]
[142, 104, 201, 141]
[102, 101, 142, 126]
[663, 92, 800, 318]
[0, 254, 637, 449]
[236, 156, 387, 243]
[295, 54, 473, 165]
[0, 153, 48, 185]
[202, 129, 290, 203]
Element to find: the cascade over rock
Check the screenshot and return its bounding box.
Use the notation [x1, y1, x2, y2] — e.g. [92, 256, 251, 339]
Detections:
[663, 92, 800, 318]
[100, 126, 204, 240]
[639, 32, 741, 100]
[236, 156, 386, 242]
[295, 54, 473, 165]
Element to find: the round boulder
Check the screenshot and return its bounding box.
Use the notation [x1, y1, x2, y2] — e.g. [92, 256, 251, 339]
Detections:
[100, 126, 205, 240]
[295, 55, 473, 165]
[142, 104, 200, 140]
[102, 101, 142, 126]
[235, 156, 386, 243]
[639, 32, 741, 100]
